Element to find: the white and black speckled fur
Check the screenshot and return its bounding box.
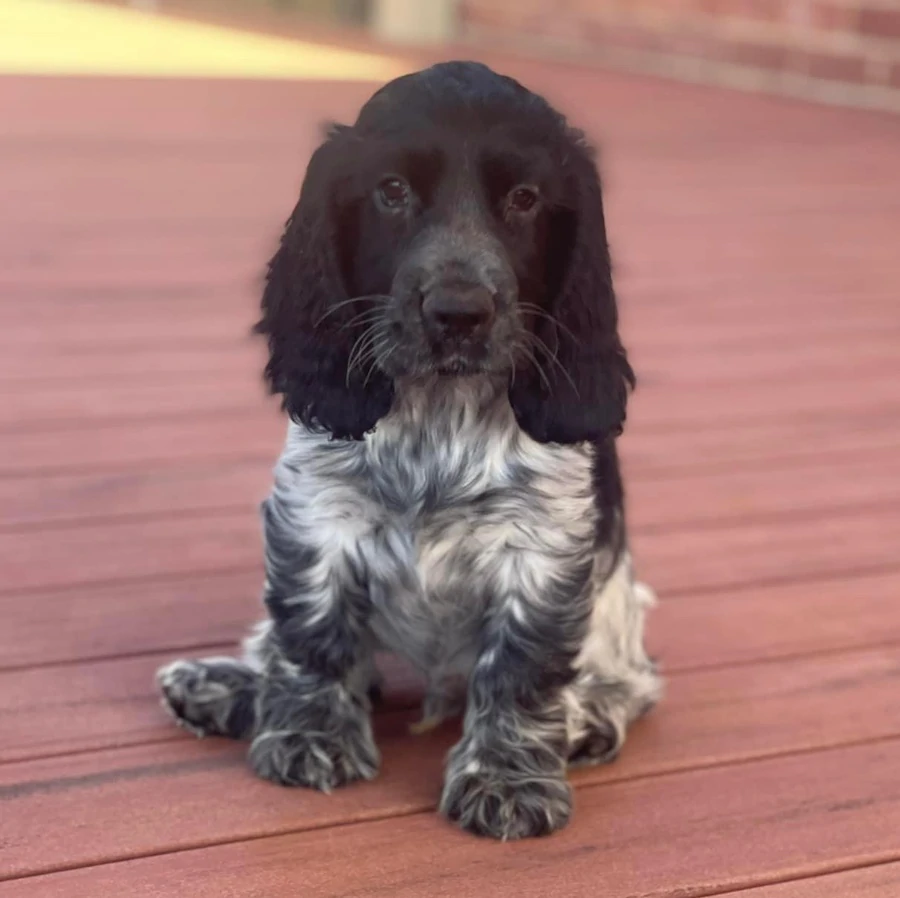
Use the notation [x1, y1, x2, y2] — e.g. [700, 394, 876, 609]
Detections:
[159, 375, 660, 838]
[157, 61, 663, 841]
[277, 375, 596, 709]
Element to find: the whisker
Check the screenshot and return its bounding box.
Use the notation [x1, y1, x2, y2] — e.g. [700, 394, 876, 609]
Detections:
[355, 345, 382, 383]
[346, 334, 380, 381]
[364, 338, 396, 388]
[518, 303, 582, 347]
[345, 325, 383, 386]
[339, 310, 386, 332]
[513, 339, 552, 393]
[315, 295, 390, 328]
[357, 337, 390, 387]
[523, 331, 580, 397]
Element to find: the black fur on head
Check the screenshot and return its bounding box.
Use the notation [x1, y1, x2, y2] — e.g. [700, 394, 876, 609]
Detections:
[255, 60, 634, 443]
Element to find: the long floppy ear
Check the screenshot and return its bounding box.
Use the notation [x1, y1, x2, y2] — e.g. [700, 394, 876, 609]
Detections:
[508, 133, 634, 445]
[254, 127, 394, 440]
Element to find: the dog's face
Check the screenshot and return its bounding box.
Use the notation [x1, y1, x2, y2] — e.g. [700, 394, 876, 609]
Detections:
[257, 61, 633, 442]
[335, 123, 562, 380]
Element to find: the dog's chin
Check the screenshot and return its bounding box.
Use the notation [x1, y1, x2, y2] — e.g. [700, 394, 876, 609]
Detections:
[435, 358, 484, 376]
[431, 341, 512, 377]
[377, 342, 511, 380]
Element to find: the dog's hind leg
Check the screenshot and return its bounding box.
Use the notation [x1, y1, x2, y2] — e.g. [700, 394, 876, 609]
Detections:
[564, 552, 663, 766]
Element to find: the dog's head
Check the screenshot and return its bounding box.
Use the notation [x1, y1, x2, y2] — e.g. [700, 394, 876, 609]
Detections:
[256, 61, 633, 442]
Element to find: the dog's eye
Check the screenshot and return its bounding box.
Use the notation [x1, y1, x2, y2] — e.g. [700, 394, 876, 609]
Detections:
[376, 176, 411, 211]
[506, 185, 540, 215]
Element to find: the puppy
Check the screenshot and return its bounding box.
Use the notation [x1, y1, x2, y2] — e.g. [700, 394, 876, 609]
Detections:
[157, 60, 661, 841]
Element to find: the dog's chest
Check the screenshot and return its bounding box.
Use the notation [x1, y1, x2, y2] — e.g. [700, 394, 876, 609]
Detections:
[361, 410, 538, 668]
[278, 384, 596, 673]
[373, 446, 593, 676]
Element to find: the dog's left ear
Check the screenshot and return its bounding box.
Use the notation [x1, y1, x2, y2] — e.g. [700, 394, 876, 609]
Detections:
[509, 134, 634, 445]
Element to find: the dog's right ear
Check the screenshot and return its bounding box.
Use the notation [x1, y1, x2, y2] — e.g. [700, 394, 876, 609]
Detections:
[254, 126, 394, 440]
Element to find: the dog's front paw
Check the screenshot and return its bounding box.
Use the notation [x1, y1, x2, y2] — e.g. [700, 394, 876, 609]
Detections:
[157, 657, 258, 740]
[440, 739, 572, 840]
[248, 714, 379, 792]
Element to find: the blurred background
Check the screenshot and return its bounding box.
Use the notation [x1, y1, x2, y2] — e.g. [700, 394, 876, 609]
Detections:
[10, 0, 892, 109]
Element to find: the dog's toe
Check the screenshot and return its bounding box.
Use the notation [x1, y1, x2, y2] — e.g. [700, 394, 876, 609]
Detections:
[248, 726, 379, 792]
[568, 715, 623, 768]
[156, 660, 208, 736]
[440, 753, 572, 840]
[156, 658, 258, 740]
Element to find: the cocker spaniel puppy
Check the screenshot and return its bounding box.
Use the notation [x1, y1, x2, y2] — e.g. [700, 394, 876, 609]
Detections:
[157, 61, 661, 841]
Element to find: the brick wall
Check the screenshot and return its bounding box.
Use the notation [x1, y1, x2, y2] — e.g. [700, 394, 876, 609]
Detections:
[460, 1, 900, 112]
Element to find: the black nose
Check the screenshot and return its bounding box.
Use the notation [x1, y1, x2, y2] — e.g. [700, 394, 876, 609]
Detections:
[421, 285, 496, 340]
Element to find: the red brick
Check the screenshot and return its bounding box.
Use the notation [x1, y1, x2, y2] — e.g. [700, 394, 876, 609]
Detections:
[461, 0, 545, 28]
[728, 0, 786, 22]
[567, 0, 619, 16]
[799, 50, 870, 84]
[667, 27, 723, 60]
[858, 6, 900, 39]
[724, 39, 790, 70]
[519, 12, 585, 42]
[459, 3, 508, 29]
[809, 2, 859, 32]
[891, 62, 900, 88]
[582, 20, 668, 54]
[461, 0, 900, 100]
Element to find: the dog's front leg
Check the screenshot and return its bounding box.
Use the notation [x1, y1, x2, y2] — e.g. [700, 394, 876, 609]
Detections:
[440, 556, 594, 840]
[248, 494, 379, 791]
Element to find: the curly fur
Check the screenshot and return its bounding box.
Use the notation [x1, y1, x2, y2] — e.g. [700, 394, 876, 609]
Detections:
[157, 61, 661, 841]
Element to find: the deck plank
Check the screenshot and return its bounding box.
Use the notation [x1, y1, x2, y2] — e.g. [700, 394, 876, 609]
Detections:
[717, 863, 900, 896]
[1, 294, 894, 335]
[3, 448, 899, 529]
[3, 567, 898, 672]
[5, 504, 897, 597]
[2, 335, 897, 391]
[633, 504, 900, 596]
[2, 740, 898, 894]
[0, 571, 262, 670]
[2, 410, 898, 478]
[2, 642, 898, 772]
[0, 514, 263, 594]
[1, 366, 897, 431]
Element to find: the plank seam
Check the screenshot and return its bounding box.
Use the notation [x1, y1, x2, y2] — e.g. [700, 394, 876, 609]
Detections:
[1, 399, 898, 437]
[4, 493, 900, 539]
[3, 441, 898, 481]
[660, 856, 900, 898]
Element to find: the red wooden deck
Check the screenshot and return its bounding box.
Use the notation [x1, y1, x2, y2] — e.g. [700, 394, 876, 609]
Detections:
[1, 53, 900, 897]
